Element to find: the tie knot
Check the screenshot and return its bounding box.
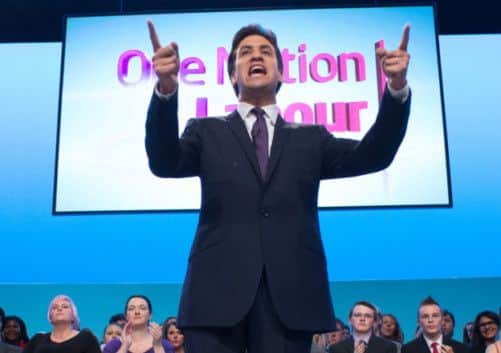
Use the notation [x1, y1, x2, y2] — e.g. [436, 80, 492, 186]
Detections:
[251, 107, 266, 120]
[431, 343, 438, 348]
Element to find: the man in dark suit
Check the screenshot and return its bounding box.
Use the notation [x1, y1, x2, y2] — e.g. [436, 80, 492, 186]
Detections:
[329, 301, 397, 353]
[145, 21, 411, 353]
[402, 297, 469, 353]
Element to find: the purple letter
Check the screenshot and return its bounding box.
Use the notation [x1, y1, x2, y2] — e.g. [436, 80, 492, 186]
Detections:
[196, 97, 208, 118]
[217, 47, 229, 85]
[117, 50, 151, 86]
[180, 57, 206, 85]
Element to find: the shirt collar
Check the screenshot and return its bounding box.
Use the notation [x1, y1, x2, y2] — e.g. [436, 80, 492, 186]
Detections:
[353, 332, 372, 345]
[237, 102, 279, 126]
[423, 333, 443, 348]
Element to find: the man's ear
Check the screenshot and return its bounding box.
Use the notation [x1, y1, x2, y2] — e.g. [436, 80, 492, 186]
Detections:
[230, 70, 237, 86]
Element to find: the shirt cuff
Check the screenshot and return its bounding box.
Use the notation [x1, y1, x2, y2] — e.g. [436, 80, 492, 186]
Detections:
[154, 84, 177, 101]
[386, 82, 410, 103]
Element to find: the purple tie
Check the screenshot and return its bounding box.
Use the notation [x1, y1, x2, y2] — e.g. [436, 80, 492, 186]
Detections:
[251, 107, 269, 178]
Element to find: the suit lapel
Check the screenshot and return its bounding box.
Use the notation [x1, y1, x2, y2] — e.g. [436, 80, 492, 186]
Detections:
[226, 111, 262, 181]
[418, 335, 432, 353]
[264, 115, 289, 183]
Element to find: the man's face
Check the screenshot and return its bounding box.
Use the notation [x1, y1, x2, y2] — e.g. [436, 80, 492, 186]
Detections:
[419, 304, 443, 338]
[230, 34, 282, 102]
[442, 314, 454, 336]
[350, 304, 375, 335]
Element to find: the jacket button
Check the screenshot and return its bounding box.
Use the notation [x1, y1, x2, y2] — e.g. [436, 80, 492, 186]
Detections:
[261, 209, 270, 217]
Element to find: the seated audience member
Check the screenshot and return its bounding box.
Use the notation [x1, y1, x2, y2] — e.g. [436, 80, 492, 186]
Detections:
[470, 311, 500, 353]
[325, 319, 347, 350]
[462, 322, 473, 345]
[22, 294, 101, 353]
[442, 310, 455, 339]
[380, 314, 404, 343]
[401, 296, 468, 353]
[103, 294, 174, 353]
[0, 341, 21, 353]
[101, 323, 124, 350]
[162, 317, 177, 327]
[486, 339, 501, 353]
[109, 314, 127, 326]
[329, 301, 396, 353]
[1, 316, 29, 348]
[162, 320, 184, 353]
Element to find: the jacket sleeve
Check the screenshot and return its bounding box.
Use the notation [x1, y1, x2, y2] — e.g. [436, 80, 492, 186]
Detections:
[145, 91, 201, 178]
[320, 87, 411, 179]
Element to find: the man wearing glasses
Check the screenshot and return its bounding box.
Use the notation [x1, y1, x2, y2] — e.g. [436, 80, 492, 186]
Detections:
[402, 297, 468, 353]
[329, 301, 396, 353]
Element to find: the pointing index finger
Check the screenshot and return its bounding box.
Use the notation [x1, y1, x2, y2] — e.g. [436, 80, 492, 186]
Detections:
[147, 20, 162, 52]
[398, 23, 410, 51]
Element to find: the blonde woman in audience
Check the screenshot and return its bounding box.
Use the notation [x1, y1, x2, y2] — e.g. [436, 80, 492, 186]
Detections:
[22, 294, 101, 353]
[103, 295, 173, 353]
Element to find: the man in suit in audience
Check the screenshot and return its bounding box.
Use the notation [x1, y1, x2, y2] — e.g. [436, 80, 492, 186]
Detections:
[329, 301, 397, 353]
[0, 342, 21, 353]
[402, 297, 469, 353]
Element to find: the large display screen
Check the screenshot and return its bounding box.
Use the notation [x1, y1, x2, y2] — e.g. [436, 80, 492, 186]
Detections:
[54, 5, 450, 213]
[1, 34, 501, 283]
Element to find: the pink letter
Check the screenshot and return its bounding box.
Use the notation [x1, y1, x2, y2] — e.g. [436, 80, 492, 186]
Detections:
[225, 104, 238, 113]
[298, 44, 308, 83]
[196, 97, 208, 118]
[217, 47, 229, 85]
[281, 48, 296, 83]
[284, 102, 314, 124]
[117, 50, 151, 86]
[314, 102, 348, 132]
[338, 52, 366, 82]
[180, 57, 206, 85]
[310, 53, 337, 83]
[347, 101, 368, 131]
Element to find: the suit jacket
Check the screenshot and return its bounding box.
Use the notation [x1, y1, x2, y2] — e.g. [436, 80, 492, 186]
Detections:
[145, 88, 410, 331]
[402, 335, 470, 353]
[0, 342, 22, 353]
[329, 335, 398, 353]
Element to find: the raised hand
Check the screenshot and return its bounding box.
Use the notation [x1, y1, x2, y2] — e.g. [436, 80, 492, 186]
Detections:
[149, 321, 163, 347]
[120, 322, 133, 351]
[376, 24, 411, 90]
[147, 20, 180, 95]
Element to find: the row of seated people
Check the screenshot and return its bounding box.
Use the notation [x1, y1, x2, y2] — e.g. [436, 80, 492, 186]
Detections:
[0, 295, 499, 353]
[311, 297, 500, 353]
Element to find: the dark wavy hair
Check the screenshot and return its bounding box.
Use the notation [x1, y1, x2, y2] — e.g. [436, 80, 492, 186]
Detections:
[471, 310, 500, 347]
[1, 315, 29, 346]
[381, 313, 404, 343]
[124, 294, 153, 315]
[227, 24, 283, 96]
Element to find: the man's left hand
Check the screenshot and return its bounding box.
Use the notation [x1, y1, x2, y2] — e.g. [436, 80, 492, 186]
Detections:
[376, 24, 411, 90]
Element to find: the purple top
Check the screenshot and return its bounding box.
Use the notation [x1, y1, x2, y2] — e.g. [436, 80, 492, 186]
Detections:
[103, 338, 174, 353]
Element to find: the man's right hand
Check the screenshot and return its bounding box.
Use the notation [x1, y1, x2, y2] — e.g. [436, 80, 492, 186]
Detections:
[147, 20, 179, 95]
